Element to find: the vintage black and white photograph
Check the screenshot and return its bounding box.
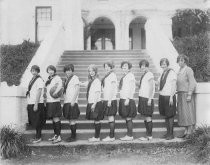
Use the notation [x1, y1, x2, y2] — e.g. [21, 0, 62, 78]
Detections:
[0, 0, 210, 164]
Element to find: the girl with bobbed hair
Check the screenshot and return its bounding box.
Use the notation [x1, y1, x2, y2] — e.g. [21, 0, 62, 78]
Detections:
[45, 65, 63, 144]
[158, 58, 177, 140]
[118, 61, 137, 141]
[81, 64, 103, 142]
[26, 65, 45, 143]
[62, 64, 80, 142]
[138, 60, 155, 141]
[101, 61, 118, 142]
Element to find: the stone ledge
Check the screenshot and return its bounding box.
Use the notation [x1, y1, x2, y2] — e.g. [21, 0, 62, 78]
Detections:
[195, 82, 210, 94]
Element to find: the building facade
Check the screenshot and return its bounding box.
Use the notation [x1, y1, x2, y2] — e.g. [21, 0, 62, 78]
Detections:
[0, 0, 207, 50]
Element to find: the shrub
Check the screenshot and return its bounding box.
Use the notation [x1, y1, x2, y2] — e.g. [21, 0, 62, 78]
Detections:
[0, 125, 31, 159]
[173, 33, 210, 82]
[172, 9, 210, 38]
[0, 40, 39, 86]
[186, 126, 210, 163]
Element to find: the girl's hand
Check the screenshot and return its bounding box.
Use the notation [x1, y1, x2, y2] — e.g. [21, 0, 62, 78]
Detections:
[107, 100, 112, 107]
[169, 96, 173, 106]
[71, 102, 75, 107]
[91, 103, 96, 111]
[147, 99, 152, 106]
[124, 99, 129, 106]
[33, 104, 38, 112]
[187, 95, 192, 102]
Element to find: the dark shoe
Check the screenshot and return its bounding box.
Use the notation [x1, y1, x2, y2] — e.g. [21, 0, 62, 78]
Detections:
[177, 134, 186, 138]
[162, 133, 169, 139]
[184, 134, 191, 140]
[166, 135, 174, 140]
[66, 136, 76, 142]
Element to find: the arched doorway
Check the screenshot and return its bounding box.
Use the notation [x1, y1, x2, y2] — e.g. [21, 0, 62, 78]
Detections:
[129, 17, 146, 50]
[89, 17, 115, 50]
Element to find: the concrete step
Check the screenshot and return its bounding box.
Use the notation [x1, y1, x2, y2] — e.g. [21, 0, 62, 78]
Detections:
[77, 91, 159, 98]
[28, 138, 185, 148]
[24, 127, 184, 140]
[26, 119, 179, 130]
[56, 67, 156, 72]
[57, 60, 154, 65]
[56, 104, 160, 113]
[47, 112, 175, 120]
[75, 98, 159, 105]
[61, 87, 160, 94]
[60, 107, 161, 115]
[59, 57, 153, 62]
[56, 72, 159, 77]
[56, 74, 160, 81]
[63, 50, 147, 55]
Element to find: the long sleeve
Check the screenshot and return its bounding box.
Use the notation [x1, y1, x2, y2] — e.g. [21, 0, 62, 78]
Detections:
[186, 67, 196, 94]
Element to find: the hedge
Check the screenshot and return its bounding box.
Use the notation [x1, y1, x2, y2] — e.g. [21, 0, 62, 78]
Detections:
[173, 33, 210, 82]
[0, 40, 39, 86]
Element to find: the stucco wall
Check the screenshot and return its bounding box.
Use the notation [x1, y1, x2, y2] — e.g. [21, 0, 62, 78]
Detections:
[195, 83, 210, 126]
[0, 0, 62, 44]
[0, 0, 83, 50]
[1, 82, 210, 130]
[0, 82, 27, 130]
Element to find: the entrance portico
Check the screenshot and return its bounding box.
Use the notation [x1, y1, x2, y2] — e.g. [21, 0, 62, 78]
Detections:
[82, 9, 172, 51]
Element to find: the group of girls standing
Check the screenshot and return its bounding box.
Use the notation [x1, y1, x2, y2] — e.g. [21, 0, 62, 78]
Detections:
[26, 54, 196, 144]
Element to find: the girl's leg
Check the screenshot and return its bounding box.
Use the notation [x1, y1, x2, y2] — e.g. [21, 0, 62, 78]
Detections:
[52, 117, 62, 143]
[146, 116, 153, 138]
[53, 117, 61, 136]
[33, 124, 42, 143]
[108, 116, 115, 138]
[163, 118, 169, 138]
[94, 120, 101, 139]
[166, 117, 174, 140]
[70, 120, 77, 139]
[119, 118, 133, 141]
[66, 120, 77, 142]
[126, 117, 133, 137]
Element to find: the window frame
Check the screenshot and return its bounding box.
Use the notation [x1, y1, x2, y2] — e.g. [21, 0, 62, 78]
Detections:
[35, 6, 52, 43]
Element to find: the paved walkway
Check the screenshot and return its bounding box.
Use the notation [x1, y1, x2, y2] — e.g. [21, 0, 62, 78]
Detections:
[29, 138, 185, 147]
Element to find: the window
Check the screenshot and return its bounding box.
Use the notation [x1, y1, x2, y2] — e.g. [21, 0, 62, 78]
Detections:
[36, 7, 52, 21]
[35, 6, 52, 42]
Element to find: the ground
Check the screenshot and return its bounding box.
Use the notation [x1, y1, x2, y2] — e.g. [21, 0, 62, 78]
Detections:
[1, 138, 209, 165]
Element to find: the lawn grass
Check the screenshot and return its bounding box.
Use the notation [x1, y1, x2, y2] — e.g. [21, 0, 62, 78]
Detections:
[1, 142, 208, 165]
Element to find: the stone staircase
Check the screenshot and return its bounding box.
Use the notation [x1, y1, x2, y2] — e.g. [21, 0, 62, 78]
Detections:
[25, 50, 184, 141]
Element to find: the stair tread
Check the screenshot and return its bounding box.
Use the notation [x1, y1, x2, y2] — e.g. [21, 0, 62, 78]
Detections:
[24, 127, 184, 134]
[44, 119, 178, 124]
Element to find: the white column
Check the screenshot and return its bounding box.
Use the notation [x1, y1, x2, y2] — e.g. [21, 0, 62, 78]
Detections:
[159, 15, 173, 40]
[62, 0, 83, 50]
[122, 23, 129, 50]
[115, 23, 122, 50]
[115, 12, 129, 50]
[145, 19, 153, 53]
[87, 36, 91, 50]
